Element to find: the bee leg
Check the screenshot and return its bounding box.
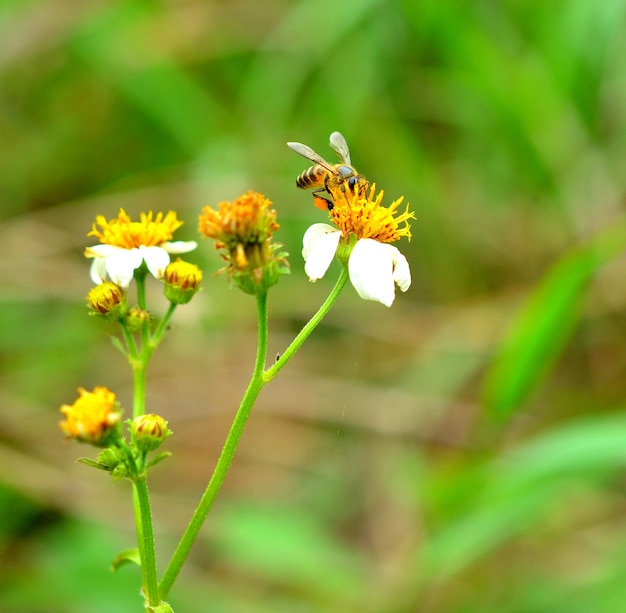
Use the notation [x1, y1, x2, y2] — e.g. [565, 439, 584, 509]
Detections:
[312, 189, 334, 211]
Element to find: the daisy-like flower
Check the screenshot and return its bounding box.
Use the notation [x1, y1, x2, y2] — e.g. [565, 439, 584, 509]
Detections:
[85, 209, 197, 288]
[302, 183, 414, 307]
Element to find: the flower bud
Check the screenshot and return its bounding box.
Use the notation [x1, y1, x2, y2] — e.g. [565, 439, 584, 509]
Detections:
[86, 282, 127, 320]
[126, 307, 151, 331]
[131, 414, 172, 452]
[163, 259, 202, 304]
[59, 386, 122, 447]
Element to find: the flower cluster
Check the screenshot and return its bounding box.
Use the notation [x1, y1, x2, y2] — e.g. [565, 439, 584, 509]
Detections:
[198, 190, 289, 295]
[303, 183, 414, 306]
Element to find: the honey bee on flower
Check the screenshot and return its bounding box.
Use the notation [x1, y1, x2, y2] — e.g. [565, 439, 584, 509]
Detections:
[288, 131, 370, 211]
[301, 182, 415, 307]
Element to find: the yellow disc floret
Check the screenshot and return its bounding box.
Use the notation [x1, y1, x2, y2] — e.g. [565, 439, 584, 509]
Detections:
[198, 190, 288, 294]
[329, 183, 414, 243]
[88, 209, 183, 248]
[198, 191, 279, 246]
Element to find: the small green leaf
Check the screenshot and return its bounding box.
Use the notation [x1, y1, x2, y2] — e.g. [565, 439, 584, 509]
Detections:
[109, 335, 128, 356]
[146, 451, 172, 470]
[76, 458, 112, 471]
[111, 548, 141, 572]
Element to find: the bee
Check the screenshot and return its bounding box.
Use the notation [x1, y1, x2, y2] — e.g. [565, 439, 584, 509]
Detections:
[287, 131, 369, 210]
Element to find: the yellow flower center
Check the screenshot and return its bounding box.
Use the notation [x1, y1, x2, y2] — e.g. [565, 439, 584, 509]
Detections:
[88, 209, 183, 248]
[59, 386, 121, 444]
[328, 183, 414, 243]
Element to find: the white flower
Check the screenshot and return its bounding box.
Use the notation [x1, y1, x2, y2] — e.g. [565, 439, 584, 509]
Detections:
[85, 209, 197, 288]
[86, 241, 196, 288]
[302, 223, 411, 307]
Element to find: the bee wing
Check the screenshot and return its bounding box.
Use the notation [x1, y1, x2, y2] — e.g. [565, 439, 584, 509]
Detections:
[287, 141, 337, 174]
[329, 131, 351, 165]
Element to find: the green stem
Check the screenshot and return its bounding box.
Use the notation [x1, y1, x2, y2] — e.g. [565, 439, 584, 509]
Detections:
[158, 291, 269, 599]
[134, 476, 160, 608]
[129, 270, 160, 606]
[135, 269, 151, 353]
[158, 268, 349, 599]
[152, 302, 177, 345]
[120, 320, 140, 361]
[133, 359, 149, 419]
[264, 265, 349, 382]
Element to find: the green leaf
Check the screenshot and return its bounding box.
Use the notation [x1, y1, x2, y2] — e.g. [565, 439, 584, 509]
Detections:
[146, 451, 172, 470]
[483, 225, 626, 420]
[109, 335, 128, 357]
[111, 548, 141, 572]
[76, 458, 112, 472]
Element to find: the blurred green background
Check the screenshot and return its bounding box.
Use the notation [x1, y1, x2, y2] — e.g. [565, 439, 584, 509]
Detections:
[2, 0, 626, 611]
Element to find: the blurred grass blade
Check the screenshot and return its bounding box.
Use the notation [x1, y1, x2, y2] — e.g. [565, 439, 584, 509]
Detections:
[483, 224, 626, 420]
[67, 1, 217, 154]
[422, 412, 626, 580]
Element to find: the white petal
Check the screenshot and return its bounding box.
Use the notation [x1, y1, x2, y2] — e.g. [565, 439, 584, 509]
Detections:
[302, 224, 341, 281]
[89, 258, 108, 285]
[390, 247, 411, 292]
[85, 244, 123, 258]
[349, 240, 412, 306]
[302, 224, 337, 258]
[105, 248, 144, 288]
[140, 245, 171, 279]
[348, 239, 397, 307]
[163, 240, 198, 254]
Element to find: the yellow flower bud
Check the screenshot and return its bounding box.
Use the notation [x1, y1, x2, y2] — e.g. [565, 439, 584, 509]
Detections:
[86, 282, 127, 319]
[131, 414, 172, 452]
[126, 307, 151, 331]
[163, 259, 202, 304]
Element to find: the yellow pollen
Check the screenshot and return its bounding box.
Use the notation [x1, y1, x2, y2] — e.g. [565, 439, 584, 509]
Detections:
[88, 209, 183, 248]
[329, 183, 415, 243]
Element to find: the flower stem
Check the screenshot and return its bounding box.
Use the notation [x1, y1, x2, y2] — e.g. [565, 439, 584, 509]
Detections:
[133, 359, 148, 419]
[264, 264, 349, 382]
[133, 475, 160, 608]
[158, 291, 269, 600]
[158, 269, 349, 599]
[128, 272, 161, 606]
[120, 321, 140, 360]
[152, 303, 177, 345]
